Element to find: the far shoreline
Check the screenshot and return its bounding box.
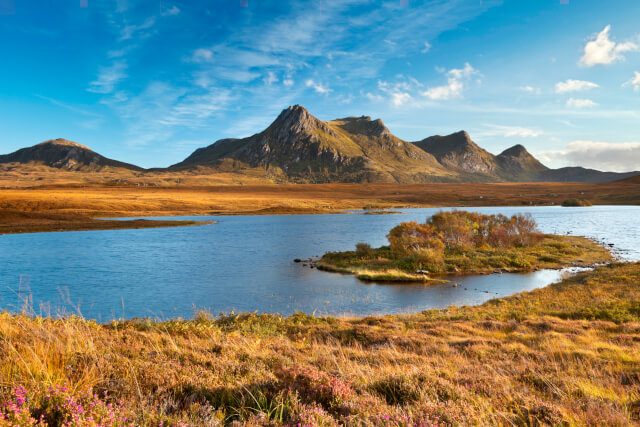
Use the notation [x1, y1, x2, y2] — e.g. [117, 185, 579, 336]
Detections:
[0, 210, 214, 235]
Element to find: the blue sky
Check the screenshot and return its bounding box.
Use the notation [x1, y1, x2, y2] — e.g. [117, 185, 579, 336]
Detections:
[1, 0, 639, 170]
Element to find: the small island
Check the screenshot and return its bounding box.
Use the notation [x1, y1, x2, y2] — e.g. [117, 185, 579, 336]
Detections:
[317, 210, 612, 282]
[561, 198, 593, 207]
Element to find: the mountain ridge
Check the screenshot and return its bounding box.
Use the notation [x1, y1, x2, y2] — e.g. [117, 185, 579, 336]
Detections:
[1, 106, 638, 183]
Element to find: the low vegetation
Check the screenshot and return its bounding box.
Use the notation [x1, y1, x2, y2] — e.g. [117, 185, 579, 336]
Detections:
[562, 198, 593, 207]
[1, 181, 639, 219]
[0, 209, 212, 235]
[319, 210, 612, 281]
[1, 262, 639, 425]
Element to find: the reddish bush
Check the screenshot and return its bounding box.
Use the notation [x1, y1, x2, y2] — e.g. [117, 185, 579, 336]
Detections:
[386, 210, 540, 257]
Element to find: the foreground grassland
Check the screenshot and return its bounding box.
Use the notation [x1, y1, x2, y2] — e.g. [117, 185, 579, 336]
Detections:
[1, 263, 640, 425]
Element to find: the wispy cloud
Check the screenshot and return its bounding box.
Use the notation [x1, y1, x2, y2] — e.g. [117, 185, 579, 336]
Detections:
[162, 6, 180, 17]
[305, 79, 332, 94]
[119, 17, 156, 41]
[555, 79, 599, 93]
[478, 125, 543, 138]
[87, 61, 128, 94]
[580, 25, 639, 67]
[566, 98, 598, 108]
[35, 94, 102, 118]
[520, 86, 540, 95]
[624, 71, 640, 91]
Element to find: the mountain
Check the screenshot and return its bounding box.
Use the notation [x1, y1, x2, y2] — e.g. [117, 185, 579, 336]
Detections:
[171, 105, 457, 183]
[495, 144, 549, 181]
[0, 139, 142, 171]
[538, 167, 640, 183]
[2, 108, 638, 184]
[412, 131, 498, 176]
[411, 132, 549, 182]
[410, 132, 638, 183]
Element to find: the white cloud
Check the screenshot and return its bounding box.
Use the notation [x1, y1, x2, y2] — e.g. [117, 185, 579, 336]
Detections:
[192, 48, 213, 62]
[624, 71, 640, 91]
[537, 140, 640, 172]
[479, 125, 543, 138]
[364, 92, 384, 102]
[162, 6, 180, 16]
[566, 98, 598, 109]
[87, 61, 128, 94]
[421, 42, 432, 53]
[422, 63, 477, 100]
[305, 79, 331, 94]
[520, 86, 540, 94]
[283, 79, 294, 86]
[580, 25, 639, 67]
[119, 17, 156, 41]
[390, 92, 411, 106]
[555, 79, 599, 93]
[263, 71, 278, 85]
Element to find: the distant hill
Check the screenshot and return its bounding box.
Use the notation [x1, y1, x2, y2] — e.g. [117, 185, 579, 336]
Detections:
[537, 167, 640, 183]
[411, 131, 637, 183]
[0, 139, 142, 172]
[2, 108, 638, 184]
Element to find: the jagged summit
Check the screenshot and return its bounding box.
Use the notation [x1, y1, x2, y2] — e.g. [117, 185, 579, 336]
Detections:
[267, 105, 337, 139]
[0, 138, 142, 171]
[331, 116, 391, 138]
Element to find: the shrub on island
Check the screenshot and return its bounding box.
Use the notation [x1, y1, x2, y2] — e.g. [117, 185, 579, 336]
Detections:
[318, 210, 611, 280]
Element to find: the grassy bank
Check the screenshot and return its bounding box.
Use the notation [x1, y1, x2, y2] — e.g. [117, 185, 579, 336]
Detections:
[0, 210, 213, 235]
[1, 263, 639, 425]
[318, 211, 613, 282]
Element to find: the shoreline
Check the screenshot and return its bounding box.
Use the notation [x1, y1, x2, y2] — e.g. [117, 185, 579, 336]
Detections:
[314, 234, 614, 283]
[0, 210, 214, 235]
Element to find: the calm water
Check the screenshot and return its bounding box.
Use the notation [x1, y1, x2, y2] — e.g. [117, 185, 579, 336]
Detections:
[1, 206, 638, 321]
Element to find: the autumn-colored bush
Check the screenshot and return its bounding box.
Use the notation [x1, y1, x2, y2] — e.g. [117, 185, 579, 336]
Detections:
[387, 210, 540, 257]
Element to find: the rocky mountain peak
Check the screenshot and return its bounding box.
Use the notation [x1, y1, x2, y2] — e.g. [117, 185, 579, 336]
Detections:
[499, 144, 530, 158]
[333, 115, 391, 137]
[269, 105, 335, 138]
[38, 138, 92, 151]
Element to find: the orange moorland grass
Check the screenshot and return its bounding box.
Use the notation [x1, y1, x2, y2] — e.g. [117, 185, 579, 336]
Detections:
[1, 177, 640, 220]
[1, 262, 640, 425]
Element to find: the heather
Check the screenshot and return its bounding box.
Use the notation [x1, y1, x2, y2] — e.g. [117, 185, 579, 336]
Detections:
[1, 262, 640, 425]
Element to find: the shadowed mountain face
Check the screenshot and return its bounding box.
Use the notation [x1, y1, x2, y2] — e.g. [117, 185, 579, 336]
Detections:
[2, 107, 638, 183]
[0, 139, 142, 172]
